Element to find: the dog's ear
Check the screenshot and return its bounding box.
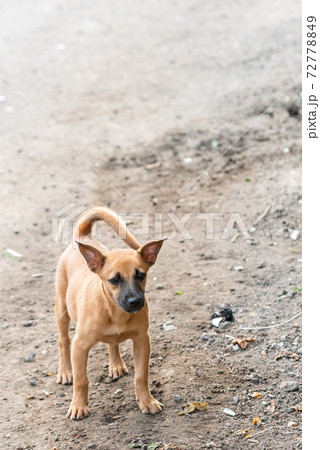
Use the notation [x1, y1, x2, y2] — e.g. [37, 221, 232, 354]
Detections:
[77, 242, 106, 273]
[137, 239, 165, 266]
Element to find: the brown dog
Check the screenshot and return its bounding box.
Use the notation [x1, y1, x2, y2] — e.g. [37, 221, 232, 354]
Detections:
[55, 207, 164, 420]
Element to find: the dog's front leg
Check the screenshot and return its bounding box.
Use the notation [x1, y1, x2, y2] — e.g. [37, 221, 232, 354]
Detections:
[66, 335, 92, 420]
[132, 333, 163, 414]
[108, 344, 129, 380]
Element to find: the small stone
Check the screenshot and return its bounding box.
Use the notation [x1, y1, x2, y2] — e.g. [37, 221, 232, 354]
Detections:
[287, 421, 297, 427]
[112, 389, 123, 399]
[200, 333, 212, 342]
[30, 379, 37, 386]
[2, 323, 9, 329]
[223, 408, 236, 417]
[23, 320, 34, 327]
[32, 273, 43, 278]
[218, 321, 229, 329]
[162, 322, 177, 331]
[280, 381, 299, 392]
[290, 230, 300, 241]
[212, 317, 223, 327]
[59, 392, 65, 397]
[174, 395, 182, 402]
[156, 284, 163, 290]
[23, 352, 35, 362]
[233, 265, 243, 271]
[282, 147, 290, 153]
[233, 396, 239, 405]
[285, 407, 295, 413]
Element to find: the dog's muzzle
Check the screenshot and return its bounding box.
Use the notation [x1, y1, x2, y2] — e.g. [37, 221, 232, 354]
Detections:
[119, 293, 145, 313]
[126, 295, 145, 313]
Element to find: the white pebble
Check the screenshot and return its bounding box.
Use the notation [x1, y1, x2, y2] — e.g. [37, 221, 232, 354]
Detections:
[290, 230, 300, 240]
[212, 317, 222, 328]
[56, 43, 66, 51]
[223, 408, 236, 416]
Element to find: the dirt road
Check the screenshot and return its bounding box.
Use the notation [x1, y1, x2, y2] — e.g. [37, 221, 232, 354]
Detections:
[0, 1, 301, 448]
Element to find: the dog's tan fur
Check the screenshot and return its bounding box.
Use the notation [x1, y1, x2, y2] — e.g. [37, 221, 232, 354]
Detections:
[55, 207, 164, 420]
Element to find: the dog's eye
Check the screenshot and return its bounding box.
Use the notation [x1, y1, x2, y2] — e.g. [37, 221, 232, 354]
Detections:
[135, 270, 146, 281]
[109, 274, 121, 286]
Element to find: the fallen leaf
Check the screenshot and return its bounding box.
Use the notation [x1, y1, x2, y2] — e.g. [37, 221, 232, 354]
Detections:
[25, 395, 35, 399]
[175, 291, 183, 295]
[128, 443, 161, 450]
[275, 351, 300, 361]
[178, 401, 208, 415]
[235, 428, 251, 437]
[147, 443, 161, 450]
[252, 417, 262, 425]
[232, 337, 256, 349]
[251, 392, 261, 398]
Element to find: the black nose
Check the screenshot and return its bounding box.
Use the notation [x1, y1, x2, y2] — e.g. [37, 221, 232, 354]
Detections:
[128, 296, 143, 308]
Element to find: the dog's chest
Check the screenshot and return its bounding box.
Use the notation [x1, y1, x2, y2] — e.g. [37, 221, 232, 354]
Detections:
[100, 323, 138, 344]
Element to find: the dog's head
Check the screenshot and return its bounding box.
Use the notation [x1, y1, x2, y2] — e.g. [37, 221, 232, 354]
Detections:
[77, 240, 164, 313]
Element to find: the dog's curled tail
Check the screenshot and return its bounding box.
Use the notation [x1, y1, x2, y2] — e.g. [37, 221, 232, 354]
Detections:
[73, 207, 141, 250]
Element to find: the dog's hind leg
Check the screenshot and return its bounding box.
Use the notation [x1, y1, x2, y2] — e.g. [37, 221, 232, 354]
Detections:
[107, 344, 129, 380]
[55, 284, 73, 385]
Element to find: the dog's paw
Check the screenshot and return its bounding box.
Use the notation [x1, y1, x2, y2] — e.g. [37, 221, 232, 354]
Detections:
[138, 395, 163, 414]
[57, 370, 73, 385]
[108, 363, 129, 380]
[66, 403, 90, 420]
